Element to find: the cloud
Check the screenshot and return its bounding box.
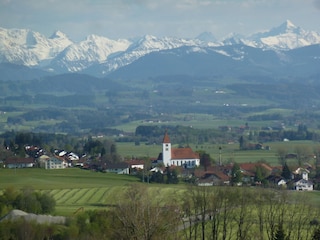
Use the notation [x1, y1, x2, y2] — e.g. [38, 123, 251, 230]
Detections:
[314, 0, 320, 10]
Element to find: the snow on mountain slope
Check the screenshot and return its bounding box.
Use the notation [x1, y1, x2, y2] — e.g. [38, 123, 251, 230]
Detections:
[248, 20, 320, 50]
[50, 34, 131, 72]
[92, 35, 201, 75]
[1, 20, 320, 75]
[0, 27, 72, 66]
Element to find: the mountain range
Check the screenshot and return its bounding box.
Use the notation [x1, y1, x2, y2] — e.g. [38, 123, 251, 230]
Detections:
[1, 20, 320, 80]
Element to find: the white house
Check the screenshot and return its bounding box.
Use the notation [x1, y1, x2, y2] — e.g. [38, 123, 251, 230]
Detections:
[293, 167, 310, 180]
[156, 131, 200, 168]
[4, 157, 34, 168]
[293, 168, 313, 191]
[294, 179, 314, 191]
[105, 162, 130, 174]
[126, 160, 144, 170]
[39, 155, 67, 169]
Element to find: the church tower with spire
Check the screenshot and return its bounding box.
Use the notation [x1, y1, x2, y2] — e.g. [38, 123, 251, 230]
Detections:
[156, 130, 200, 168]
[162, 130, 171, 166]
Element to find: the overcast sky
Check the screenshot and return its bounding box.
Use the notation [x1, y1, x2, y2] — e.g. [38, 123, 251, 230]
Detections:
[1, 0, 320, 41]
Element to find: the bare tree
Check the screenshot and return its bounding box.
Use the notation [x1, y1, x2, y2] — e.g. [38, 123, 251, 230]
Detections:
[264, 190, 288, 240]
[114, 184, 180, 240]
[294, 145, 311, 166]
[276, 147, 288, 166]
[286, 194, 320, 240]
[181, 185, 212, 240]
[234, 188, 254, 240]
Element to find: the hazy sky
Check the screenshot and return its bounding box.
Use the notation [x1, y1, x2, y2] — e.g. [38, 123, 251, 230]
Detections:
[1, 0, 320, 41]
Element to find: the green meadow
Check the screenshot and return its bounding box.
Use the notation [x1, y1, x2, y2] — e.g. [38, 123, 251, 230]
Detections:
[117, 140, 320, 165]
[1, 167, 319, 218]
[0, 168, 187, 216]
[0, 168, 137, 215]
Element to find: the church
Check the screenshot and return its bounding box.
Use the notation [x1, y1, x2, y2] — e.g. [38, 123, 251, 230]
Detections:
[156, 131, 200, 168]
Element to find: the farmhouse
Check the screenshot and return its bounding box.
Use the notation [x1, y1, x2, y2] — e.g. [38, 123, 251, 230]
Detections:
[294, 179, 313, 191]
[156, 131, 200, 168]
[38, 155, 67, 169]
[105, 162, 130, 174]
[195, 166, 230, 186]
[292, 167, 314, 191]
[4, 157, 35, 169]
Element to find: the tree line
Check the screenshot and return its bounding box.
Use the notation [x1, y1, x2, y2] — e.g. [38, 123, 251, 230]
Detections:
[0, 184, 319, 240]
[0, 186, 55, 217]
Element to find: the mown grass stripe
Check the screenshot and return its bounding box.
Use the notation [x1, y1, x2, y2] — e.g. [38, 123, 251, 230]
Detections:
[73, 188, 95, 204]
[95, 187, 111, 203]
[70, 189, 88, 205]
[68, 188, 90, 204]
[58, 189, 79, 204]
[85, 188, 101, 203]
[78, 188, 96, 204]
[53, 189, 70, 203]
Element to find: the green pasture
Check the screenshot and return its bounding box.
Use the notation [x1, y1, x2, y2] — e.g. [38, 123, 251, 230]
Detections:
[0, 168, 187, 216]
[0, 168, 319, 221]
[0, 168, 136, 190]
[117, 140, 320, 165]
[0, 168, 138, 215]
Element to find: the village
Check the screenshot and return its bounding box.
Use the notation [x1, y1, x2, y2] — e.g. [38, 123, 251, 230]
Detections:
[2, 131, 318, 191]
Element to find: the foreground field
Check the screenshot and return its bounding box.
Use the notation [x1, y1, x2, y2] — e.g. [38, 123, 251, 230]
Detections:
[1, 168, 320, 239]
[0, 168, 139, 215]
[0, 168, 187, 216]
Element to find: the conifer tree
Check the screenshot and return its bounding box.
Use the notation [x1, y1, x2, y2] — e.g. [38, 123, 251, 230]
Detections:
[281, 162, 291, 180]
[273, 224, 286, 240]
[312, 227, 320, 240]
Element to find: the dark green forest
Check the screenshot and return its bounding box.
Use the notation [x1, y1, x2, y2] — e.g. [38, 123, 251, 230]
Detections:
[1, 73, 320, 136]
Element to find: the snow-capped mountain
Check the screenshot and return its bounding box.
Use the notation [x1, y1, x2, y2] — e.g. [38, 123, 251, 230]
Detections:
[84, 35, 202, 75]
[0, 27, 72, 66]
[0, 20, 320, 77]
[247, 20, 320, 49]
[221, 20, 320, 50]
[196, 32, 217, 43]
[49, 34, 131, 72]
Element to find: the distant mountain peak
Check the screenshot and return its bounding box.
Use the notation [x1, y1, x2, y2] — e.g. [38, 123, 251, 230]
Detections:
[274, 19, 299, 34]
[196, 32, 216, 42]
[284, 19, 296, 29]
[1, 22, 320, 75]
[50, 30, 69, 39]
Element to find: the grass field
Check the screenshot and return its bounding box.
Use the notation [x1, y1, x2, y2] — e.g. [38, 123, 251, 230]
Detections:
[1, 168, 319, 218]
[117, 140, 320, 165]
[0, 168, 139, 215]
[0, 168, 189, 216]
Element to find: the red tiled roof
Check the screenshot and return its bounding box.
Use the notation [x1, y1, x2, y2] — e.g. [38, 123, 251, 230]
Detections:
[194, 167, 229, 181]
[171, 147, 199, 160]
[5, 157, 34, 164]
[240, 163, 273, 173]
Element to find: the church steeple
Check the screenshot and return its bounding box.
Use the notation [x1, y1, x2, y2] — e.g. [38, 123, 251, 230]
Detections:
[163, 130, 171, 143]
[162, 130, 171, 166]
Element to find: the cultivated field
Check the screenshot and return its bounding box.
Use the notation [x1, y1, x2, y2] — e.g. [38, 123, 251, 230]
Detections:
[0, 168, 187, 216]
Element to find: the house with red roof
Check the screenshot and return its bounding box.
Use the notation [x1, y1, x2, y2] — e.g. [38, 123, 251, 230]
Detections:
[4, 157, 35, 169]
[194, 166, 230, 186]
[156, 131, 200, 168]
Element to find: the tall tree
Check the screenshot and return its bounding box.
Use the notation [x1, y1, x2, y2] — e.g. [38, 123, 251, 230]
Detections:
[312, 227, 320, 240]
[239, 136, 245, 150]
[281, 162, 291, 180]
[294, 144, 311, 166]
[231, 162, 242, 186]
[273, 224, 288, 240]
[276, 147, 288, 166]
[114, 184, 180, 240]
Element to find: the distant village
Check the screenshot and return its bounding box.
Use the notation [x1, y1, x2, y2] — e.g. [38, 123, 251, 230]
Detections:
[2, 131, 319, 191]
